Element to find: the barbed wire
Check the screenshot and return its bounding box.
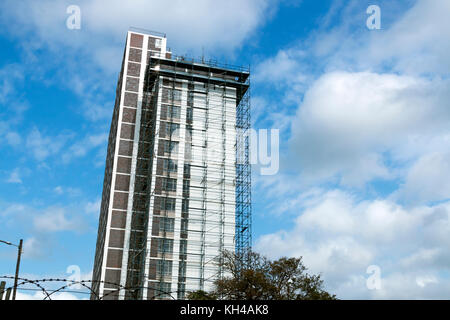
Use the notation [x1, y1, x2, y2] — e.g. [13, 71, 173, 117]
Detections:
[0, 276, 180, 300]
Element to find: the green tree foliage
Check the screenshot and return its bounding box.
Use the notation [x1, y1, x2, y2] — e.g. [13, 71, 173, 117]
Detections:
[188, 250, 336, 300]
[186, 290, 217, 300]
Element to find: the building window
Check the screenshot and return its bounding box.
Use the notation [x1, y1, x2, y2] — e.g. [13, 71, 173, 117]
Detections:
[169, 106, 181, 119]
[183, 163, 190, 178]
[163, 159, 178, 173]
[162, 122, 180, 137]
[182, 199, 189, 215]
[158, 238, 174, 253]
[186, 107, 193, 122]
[172, 89, 181, 101]
[160, 197, 176, 211]
[185, 125, 193, 141]
[182, 179, 190, 196]
[163, 88, 181, 102]
[179, 240, 187, 255]
[163, 140, 178, 154]
[181, 219, 188, 233]
[187, 91, 194, 106]
[159, 217, 175, 233]
[179, 240, 187, 262]
[156, 260, 173, 277]
[162, 178, 177, 192]
[158, 282, 172, 299]
[178, 261, 186, 280]
[177, 283, 186, 299]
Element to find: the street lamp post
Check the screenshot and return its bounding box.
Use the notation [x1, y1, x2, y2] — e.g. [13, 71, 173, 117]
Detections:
[0, 239, 23, 300]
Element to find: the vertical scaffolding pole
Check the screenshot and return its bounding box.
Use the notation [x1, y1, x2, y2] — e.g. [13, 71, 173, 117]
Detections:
[235, 71, 252, 267]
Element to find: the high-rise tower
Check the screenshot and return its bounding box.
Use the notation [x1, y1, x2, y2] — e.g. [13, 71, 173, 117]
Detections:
[92, 28, 251, 300]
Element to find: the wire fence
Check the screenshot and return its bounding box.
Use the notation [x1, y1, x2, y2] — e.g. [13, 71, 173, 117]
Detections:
[0, 276, 180, 300]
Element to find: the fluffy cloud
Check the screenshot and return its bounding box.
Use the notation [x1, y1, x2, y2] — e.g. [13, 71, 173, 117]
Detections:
[1, 202, 89, 237]
[254, 1, 450, 193]
[16, 291, 83, 300]
[254, 49, 309, 87]
[6, 168, 23, 184]
[0, 0, 275, 60]
[84, 198, 101, 216]
[2, 267, 95, 300]
[292, 0, 450, 77]
[288, 72, 450, 188]
[22, 237, 48, 259]
[363, 0, 450, 76]
[0, 64, 29, 149]
[394, 152, 450, 205]
[23, 127, 107, 164]
[1, 0, 277, 127]
[255, 189, 450, 299]
[0, 64, 24, 104]
[26, 127, 73, 161]
[252, 0, 450, 300]
[33, 207, 86, 232]
[62, 132, 108, 163]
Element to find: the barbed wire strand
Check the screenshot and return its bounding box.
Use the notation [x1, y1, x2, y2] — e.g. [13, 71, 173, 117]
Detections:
[0, 276, 183, 300]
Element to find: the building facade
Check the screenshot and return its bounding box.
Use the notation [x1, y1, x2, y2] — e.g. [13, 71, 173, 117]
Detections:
[92, 29, 251, 300]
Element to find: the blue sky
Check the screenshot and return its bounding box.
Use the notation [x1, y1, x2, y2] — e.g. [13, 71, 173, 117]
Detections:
[1, 0, 450, 299]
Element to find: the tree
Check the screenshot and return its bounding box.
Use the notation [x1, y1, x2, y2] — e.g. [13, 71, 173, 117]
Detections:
[188, 250, 336, 300]
[186, 290, 217, 300]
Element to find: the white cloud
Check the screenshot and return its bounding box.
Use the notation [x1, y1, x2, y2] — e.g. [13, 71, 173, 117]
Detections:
[22, 237, 47, 259]
[0, 64, 24, 104]
[53, 186, 82, 197]
[8, 269, 94, 300]
[62, 132, 108, 163]
[84, 199, 101, 216]
[33, 207, 85, 232]
[288, 71, 450, 187]
[285, 0, 450, 78]
[54, 186, 63, 195]
[85, 0, 274, 52]
[16, 290, 84, 300]
[0, 64, 29, 148]
[6, 168, 22, 184]
[415, 275, 438, 288]
[0, 0, 279, 124]
[364, 0, 450, 76]
[394, 152, 450, 205]
[254, 49, 309, 86]
[5, 132, 22, 146]
[255, 189, 450, 299]
[0, 0, 276, 63]
[250, 1, 450, 196]
[1, 201, 90, 238]
[26, 127, 73, 161]
[369, 272, 449, 300]
[1, 203, 26, 218]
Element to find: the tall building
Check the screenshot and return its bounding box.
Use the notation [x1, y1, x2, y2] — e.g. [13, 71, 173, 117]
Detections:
[92, 28, 251, 300]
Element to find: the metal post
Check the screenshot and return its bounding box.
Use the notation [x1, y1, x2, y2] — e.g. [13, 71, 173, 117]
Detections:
[5, 287, 12, 300]
[0, 281, 6, 300]
[12, 239, 23, 300]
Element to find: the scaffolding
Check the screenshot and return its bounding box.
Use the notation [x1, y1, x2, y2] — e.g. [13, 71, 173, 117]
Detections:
[116, 53, 251, 299]
[124, 69, 160, 299]
[235, 72, 252, 264]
